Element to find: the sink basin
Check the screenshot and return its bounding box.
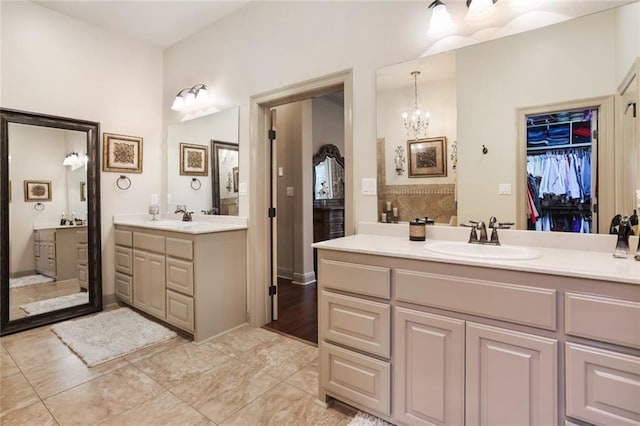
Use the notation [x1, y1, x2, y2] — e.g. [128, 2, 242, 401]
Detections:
[424, 241, 541, 261]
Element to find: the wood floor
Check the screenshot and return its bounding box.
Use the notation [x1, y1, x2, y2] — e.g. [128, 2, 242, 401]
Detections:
[264, 277, 318, 344]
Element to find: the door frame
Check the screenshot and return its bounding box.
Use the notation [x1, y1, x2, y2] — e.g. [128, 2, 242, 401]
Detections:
[248, 69, 354, 327]
[515, 95, 614, 233]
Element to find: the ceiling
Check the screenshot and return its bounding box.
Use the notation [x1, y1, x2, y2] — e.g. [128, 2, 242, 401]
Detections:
[31, 0, 250, 48]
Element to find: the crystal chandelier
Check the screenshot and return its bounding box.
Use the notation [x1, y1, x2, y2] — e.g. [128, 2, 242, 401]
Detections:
[402, 71, 429, 140]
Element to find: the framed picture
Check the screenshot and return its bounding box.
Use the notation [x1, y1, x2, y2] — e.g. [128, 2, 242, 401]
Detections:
[24, 180, 52, 202]
[233, 167, 239, 193]
[180, 143, 209, 176]
[408, 137, 447, 178]
[103, 133, 143, 173]
[80, 182, 86, 201]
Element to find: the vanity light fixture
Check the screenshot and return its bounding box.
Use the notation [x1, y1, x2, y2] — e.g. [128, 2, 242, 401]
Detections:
[171, 84, 209, 111]
[465, 0, 497, 23]
[63, 152, 88, 171]
[402, 71, 430, 140]
[427, 0, 455, 37]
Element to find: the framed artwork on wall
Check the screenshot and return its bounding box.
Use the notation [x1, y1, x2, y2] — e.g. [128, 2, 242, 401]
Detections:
[80, 182, 86, 201]
[102, 133, 143, 173]
[408, 136, 447, 178]
[180, 143, 209, 176]
[24, 180, 52, 202]
[233, 167, 239, 193]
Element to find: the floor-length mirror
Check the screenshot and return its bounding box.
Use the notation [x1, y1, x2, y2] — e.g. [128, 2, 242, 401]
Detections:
[1, 109, 102, 335]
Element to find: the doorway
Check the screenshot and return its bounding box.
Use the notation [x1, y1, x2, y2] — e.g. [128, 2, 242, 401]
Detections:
[247, 70, 353, 339]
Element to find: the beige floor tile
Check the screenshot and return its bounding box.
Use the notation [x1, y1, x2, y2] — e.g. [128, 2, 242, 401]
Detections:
[43, 364, 163, 425]
[133, 342, 230, 388]
[22, 353, 129, 399]
[284, 357, 319, 398]
[123, 335, 188, 363]
[0, 401, 58, 426]
[0, 372, 40, 418]
[205, 325, 282, 357]
[220, 382, 341, 426]
[101, 391, 213, 426]
[235, 335, 318, 380]
[0, 345, 20, 378]
[2, 327, 73, 371]
[171, 357, 281, 423]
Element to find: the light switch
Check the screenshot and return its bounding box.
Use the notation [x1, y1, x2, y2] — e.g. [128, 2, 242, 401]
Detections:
[499, 184, 512, 195]
[278, 167, 284, 177]
[286, 187, 295, 197]
[239, 182, 248, 196]
[361, 178, 377, 195]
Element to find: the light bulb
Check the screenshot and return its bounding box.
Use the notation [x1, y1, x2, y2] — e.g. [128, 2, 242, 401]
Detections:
[195, 87, 209, 103]
[171, 95, 185, 111]
[428, 2, 455, 37]
[185, 91, 196, 107]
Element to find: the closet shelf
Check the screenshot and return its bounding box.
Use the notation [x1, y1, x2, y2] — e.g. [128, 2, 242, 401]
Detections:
[527, 142, 592, 152]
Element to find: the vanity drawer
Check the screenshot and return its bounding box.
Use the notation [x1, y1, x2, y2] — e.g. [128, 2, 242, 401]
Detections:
[77, 264, 88, 290]
[319, 259, 390, 299]
[44, 242, 56, 259]
[38, 230, 56, 242]
[565, 292, 640, 349]
[77, 229, 88, 244]
[566, 343, 640, 426]
[396, 269, 557, 330]
[115, 272, 133, 304]
[133, 232, 165, 254]
[321, 290, 390, 358]
[166, 258, 194, 296]
[115, 246, 133, 275]
[114, 229, 132, 247]
[321, 341, 391, 416]
[166, 289, 194, 332]
[77, 243, 88, 264]
[166, 237, 193, 260]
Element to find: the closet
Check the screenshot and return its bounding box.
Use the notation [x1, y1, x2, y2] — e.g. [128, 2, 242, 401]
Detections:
[525, 107, 598, 233]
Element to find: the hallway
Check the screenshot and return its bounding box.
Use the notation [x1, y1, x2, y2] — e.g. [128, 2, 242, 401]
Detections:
[264, 278, 318, 344]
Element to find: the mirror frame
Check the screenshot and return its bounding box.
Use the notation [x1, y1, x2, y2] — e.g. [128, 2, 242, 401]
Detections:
[0, 108, 102, 336]
[313, 143, 345, 205]
[210, 140, 239, 215]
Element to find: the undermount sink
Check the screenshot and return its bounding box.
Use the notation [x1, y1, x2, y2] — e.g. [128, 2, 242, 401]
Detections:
[424, 241, 542, 261]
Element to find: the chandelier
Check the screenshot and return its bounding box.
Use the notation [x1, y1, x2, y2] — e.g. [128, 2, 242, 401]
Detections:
[402, 71, 429, 140]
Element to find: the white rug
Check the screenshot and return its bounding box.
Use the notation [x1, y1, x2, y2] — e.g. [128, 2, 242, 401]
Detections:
[20, 292, 89, 316]
[9, 274, 54, 288]
[348, 411, 393, 426]
[51, 307, 177, 367]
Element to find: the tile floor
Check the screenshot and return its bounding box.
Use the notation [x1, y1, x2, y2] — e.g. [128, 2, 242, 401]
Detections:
[0, 320, 353, 425]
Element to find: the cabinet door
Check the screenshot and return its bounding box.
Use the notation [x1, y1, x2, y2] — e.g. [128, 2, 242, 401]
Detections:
[133, 250, 166, 318]
[394, 307, 464, 426]
[466, 322, 558, 426]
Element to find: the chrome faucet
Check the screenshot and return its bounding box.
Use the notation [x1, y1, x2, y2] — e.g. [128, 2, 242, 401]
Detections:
[613, 215, 632, 258]
[175, 208, 193, 222]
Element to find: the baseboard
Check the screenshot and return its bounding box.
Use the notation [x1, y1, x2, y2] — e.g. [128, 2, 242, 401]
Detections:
[292, 271, 317, 286]
[277, 266, 293, 280]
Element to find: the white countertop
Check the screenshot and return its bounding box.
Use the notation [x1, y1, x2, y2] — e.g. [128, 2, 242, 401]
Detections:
[113, 214, 248, 234]
[313, 222, 640, 285]
[34, 224, 87, 231]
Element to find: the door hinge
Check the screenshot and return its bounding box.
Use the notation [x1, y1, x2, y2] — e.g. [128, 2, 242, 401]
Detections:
[592, 129, 598, 139]
[593, 203, 598, 213]
[268, 207, 276, 218]
[268, 285, 277, 296]
[268, 129, 276, 140]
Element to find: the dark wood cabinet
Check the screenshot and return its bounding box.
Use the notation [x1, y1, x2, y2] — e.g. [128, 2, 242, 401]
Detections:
[313, 206, 344, 242]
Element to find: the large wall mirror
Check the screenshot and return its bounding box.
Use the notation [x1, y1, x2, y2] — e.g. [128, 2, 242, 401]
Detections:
[377, 2, 638, 232]
[1, 109, 102, 335]
[166, 107, 239, 215]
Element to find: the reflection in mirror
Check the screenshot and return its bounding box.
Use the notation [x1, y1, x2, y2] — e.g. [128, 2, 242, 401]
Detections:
[1, 109, 102, 335]
[313, 144, 344, 202]
[166, 107, 239, 214]
[211, 141, 239, 215]
[376, 2, 639, 231]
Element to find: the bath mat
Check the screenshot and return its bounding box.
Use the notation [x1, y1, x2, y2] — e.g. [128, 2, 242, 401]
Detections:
[51, 307, 177, 367]
[348, 411, 393, 426]
[20, 292, 89, 316]
[9, 274, 54, 288]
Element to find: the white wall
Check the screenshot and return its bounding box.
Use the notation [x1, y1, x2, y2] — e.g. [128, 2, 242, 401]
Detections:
[1, 0, 163, 296]
[615, 2, 640, 85]
[456, 10, 617, 225]
[312, 96, 345, 156]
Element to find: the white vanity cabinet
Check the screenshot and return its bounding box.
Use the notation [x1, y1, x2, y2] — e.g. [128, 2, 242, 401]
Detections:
[114, 224, 247, 342]
[33, 226, 81, 281]
[316, 247, 640, 426]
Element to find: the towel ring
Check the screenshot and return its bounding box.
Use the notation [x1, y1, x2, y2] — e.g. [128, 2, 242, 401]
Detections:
[116, 175, 131, 190]
[191, 178, 202, 191]
[482, 145, 488, 155]
[34, 202, 45, 211]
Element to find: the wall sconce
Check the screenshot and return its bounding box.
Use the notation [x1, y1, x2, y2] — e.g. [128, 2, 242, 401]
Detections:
[394, 146, 406, 175]
[465, 0, 497, 23]
[171, 84, 209, 111]
[427, 0, 455, 37]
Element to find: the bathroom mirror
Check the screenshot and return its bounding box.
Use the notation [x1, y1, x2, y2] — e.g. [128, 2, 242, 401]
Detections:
[313, 144, 345, 202]
[376, 2, 637, 229]
[211, 141, 239, 215]
[1, 108, 102, 335]
[166, 107, 239, 214]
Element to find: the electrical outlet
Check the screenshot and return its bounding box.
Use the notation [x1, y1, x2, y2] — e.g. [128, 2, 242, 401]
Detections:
[361, 178, 377, 195]
[239, 182, 248, 196]
[499, 184, 512, 195]
[286, 187, 295, 197]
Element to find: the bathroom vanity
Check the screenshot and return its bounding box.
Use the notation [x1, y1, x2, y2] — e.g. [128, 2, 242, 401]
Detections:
[33, 224, 87, 282]
[315, 224, 640, 426]
[113, 215, 247, 343]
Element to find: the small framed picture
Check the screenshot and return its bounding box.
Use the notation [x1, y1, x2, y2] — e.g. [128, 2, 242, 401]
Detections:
[103, 133, 143, 173]
[80, 182, 86, 201]
[24, 180, 52, 202]
[233, 167, 239, 193]
[408, 137, 447, 178]
[180, 143, 209, 176]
